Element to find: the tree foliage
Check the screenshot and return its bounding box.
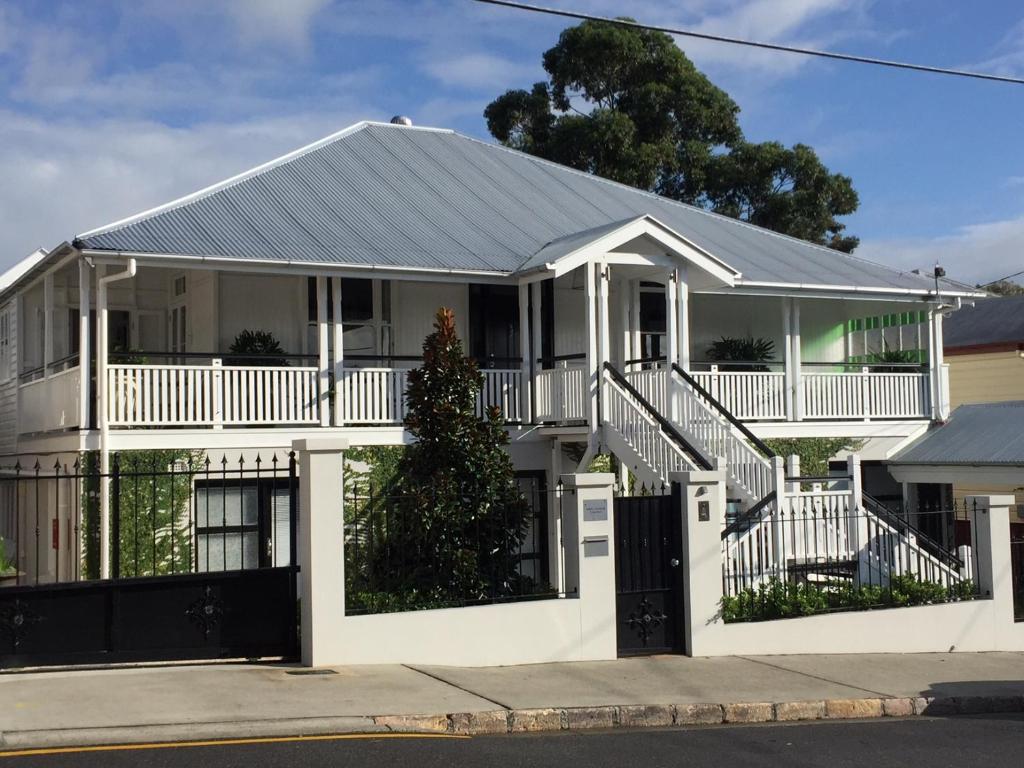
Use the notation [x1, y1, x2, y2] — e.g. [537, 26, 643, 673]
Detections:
[762, 437, 862, 478]
[485, 19, 859, 251]
[356, 308, 531, 608]
[979, 280, 1024, 296]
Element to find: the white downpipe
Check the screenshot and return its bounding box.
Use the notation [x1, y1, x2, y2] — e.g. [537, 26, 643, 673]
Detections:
[98, 258, 137, 580]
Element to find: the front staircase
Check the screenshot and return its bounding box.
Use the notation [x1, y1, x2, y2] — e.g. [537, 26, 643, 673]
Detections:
[599, 361, 968, 593]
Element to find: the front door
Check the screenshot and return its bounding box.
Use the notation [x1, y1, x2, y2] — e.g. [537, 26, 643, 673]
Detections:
[614, 491, 685, 656]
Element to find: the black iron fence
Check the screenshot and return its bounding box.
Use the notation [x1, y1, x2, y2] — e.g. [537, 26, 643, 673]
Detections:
[343, 478, 566, 614]
[721, 498, 979, 623]
[0, 451, 296, 588]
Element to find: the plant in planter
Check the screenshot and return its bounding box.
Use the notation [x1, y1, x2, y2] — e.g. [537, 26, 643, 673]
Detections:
[706, 336, 775, 372]
[871, 345, 920, 374]
[228, 330, 288, 366]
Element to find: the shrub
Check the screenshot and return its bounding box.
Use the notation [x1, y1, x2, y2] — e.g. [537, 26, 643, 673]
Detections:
[720, 576, 976, 622]
[228, 329, 287, 366]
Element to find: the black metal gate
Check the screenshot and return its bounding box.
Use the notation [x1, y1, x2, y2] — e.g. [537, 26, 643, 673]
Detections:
[614, 490, 684, 656]
[0, 451, 299, 669]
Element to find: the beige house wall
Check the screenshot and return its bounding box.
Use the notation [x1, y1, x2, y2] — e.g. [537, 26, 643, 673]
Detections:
[946, 349, 1024, 506]
[947, 350, 1024, 409]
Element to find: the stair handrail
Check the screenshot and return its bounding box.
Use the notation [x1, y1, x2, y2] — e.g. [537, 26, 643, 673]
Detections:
[602, 362, 713, 471]
[671, 363, 776, 459]
[861, 492, 963, 570]
[720, 490, 778, 540]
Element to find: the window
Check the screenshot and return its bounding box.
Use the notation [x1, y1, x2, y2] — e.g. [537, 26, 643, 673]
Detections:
[194, 479, 294, 571]
[0, 308, 10, 382]
[306, 277, 373, 323]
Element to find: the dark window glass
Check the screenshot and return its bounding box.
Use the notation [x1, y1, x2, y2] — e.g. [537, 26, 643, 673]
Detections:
[307, 277, 373, 323]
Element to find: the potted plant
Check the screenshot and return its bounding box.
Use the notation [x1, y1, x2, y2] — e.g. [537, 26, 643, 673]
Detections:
[228, 330, 288, 367]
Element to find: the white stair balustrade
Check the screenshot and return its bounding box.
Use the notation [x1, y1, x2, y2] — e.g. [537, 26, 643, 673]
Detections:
[602, 366, 699, 487]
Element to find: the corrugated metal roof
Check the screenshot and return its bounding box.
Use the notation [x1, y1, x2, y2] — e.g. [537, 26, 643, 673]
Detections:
[76, 121, 968, 294]
[889, 401, 1024, 465]
[945, 297, 1024, 349]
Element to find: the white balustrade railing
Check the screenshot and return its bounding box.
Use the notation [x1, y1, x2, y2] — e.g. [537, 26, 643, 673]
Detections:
[339, 367, 522, 425]
[692, 367, 787, 421]
[625, 365, 774, 506]
[603, 369, 693, 485]
[801, 369, 930, 420]
[534, 363, 587, 423]
[107, 362, 320, 427]
[19, 366, 81, 434]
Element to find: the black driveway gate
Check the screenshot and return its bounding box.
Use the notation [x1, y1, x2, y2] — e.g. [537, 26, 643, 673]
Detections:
[0, 566, 298, 668]
[614, 489, 685, 656]
[0, 451, 299, 669]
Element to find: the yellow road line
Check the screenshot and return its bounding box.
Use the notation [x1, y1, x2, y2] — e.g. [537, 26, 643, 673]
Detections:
[0, 732, 469, 759]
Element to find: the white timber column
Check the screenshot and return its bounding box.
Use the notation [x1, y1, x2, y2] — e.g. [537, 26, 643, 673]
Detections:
[530, 281, 542, 421]
[584, 263, 599, 457]
[518, 282, 531, 424]
[331, 277, 343, 426]
[97, 259, 136, 580]
[792, 298, 803, 421]
[929, 308, 948, 420]
[598, 262, 612, 427]
[782, 298, 794, 421]
[666, 269, 680, 421]
[43, 272, 54, 376]
[676, 264, 690, 371]
[630, 279, 641, 365]
[78, 258, 92, 430]
[316, 276, 330, 427]
[620, 278, 631, 370]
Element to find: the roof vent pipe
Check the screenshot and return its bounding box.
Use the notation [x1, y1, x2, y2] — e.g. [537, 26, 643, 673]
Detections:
[390, 115, 413, 126]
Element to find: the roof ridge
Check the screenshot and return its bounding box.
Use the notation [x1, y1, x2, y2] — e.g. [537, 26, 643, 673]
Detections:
[75, 121, 454, 242]
[454, 131, 945, 288]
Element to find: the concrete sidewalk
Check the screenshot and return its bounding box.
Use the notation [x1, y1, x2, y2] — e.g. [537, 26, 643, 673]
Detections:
[2, 653, 1024, 749]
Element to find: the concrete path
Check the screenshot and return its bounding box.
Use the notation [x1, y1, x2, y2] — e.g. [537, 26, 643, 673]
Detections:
[2, 653, 1023, 750]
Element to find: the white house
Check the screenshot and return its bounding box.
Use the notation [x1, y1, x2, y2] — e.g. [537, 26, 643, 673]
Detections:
[0, 119, 985, 585]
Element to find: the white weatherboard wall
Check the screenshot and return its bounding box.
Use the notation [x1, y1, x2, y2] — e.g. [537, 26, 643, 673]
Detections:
[678, 478, 1024, 656]
[296, 453, 618, 666]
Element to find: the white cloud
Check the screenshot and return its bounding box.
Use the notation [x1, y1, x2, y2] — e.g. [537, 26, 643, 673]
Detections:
[971, 18, 1024, 77]
[423, 52, 540, 92]
[0, 110, 370, 271]
[223, 0, 332, 50]
[857, 215, 1024, 286]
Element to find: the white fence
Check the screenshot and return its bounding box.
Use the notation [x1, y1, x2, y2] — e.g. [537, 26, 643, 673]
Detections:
[338, 367, 522, 425]
[692, 367, 787, 421]
[801, 369, 930, 420]
[534, 363, 587, 423]
[18, 367, 81, 434]
[107, 362, 321, 427]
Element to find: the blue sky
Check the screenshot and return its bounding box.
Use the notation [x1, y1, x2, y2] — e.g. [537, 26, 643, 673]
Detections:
[1, 0, 1022, 284]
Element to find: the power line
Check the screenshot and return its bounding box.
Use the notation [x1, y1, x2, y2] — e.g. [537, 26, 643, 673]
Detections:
[977, 268, 1024, 288]
[473, 0, 1024, 86]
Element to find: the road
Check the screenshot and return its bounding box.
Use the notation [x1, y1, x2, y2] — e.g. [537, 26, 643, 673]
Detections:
[5, 715, 1024, 767]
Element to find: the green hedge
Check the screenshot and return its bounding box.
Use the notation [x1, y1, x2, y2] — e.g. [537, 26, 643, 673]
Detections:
[721, 575, 976, 623]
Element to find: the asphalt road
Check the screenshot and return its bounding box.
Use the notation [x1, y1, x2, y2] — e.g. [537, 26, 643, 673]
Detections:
[6, 715, 1024, 767]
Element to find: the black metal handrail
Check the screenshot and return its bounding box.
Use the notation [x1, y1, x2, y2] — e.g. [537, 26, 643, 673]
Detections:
[536, 353, 586, 365]
[721, 491, 778, 540]
[671, 363, 776, 459]
[602, 362, 713, 471]
[861, 492, 963, 569]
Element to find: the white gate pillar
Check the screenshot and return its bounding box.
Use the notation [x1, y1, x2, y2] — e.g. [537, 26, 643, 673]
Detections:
[560, 472, 617, 661]
[294, 437, 348, 667]
[671, 468, 728, 657]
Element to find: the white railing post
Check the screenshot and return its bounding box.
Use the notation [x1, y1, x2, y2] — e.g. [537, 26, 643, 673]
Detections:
[212, 358, 224, 429]
[316, 276, 330, 428]
[792, 299, 803, 421]
[861, 366, 871, 421]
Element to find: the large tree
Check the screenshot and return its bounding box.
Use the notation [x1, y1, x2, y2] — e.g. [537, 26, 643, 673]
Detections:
[485, 19, 859, 252]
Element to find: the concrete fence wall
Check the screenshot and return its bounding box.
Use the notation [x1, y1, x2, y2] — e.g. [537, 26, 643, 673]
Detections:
[295, 435, 619, 668]
[676, 468, 1024, 656]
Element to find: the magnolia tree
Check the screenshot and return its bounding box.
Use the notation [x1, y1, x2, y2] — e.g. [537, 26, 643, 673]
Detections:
[351, 308, 530, 610]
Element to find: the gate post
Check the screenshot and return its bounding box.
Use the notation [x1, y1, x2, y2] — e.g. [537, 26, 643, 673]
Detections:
[293, 438, 349, 667]
[560, 472, 617, 661]
[670, 468, 727, 657]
